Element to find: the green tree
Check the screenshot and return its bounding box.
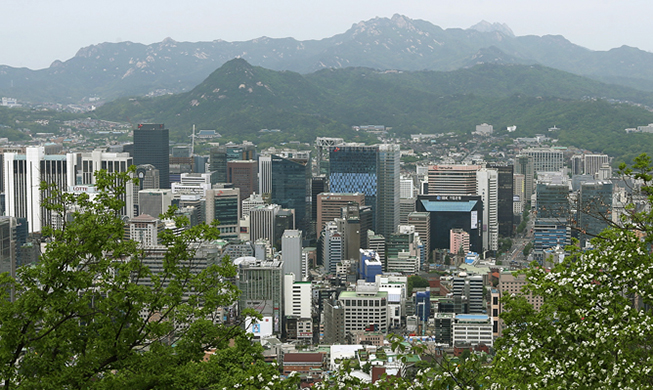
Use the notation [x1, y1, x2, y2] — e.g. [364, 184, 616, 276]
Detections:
[0, 168, 296, 389]
[492, 153, 653, 388]
[407, 275, 430, 296]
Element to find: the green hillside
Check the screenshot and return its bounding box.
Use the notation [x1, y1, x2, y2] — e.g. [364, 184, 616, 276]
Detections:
[94, 59, 653, 164]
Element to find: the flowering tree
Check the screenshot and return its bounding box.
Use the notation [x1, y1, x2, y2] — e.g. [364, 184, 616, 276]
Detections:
[492, 154, 653, 389]
[0, 168, 297, 389]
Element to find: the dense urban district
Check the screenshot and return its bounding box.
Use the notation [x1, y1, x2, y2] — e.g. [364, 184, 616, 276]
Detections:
[2, 18, 653, 387]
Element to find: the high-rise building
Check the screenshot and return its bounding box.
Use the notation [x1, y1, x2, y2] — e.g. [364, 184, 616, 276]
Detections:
[133, 124, 169, 189]
[139, 189, 173, 220]
[488, 164, 514, 237]
[316, 192, 365, 233]
[513, 173, 526, 215]
[536, 183, 570, 221]
[77, 149, 135, 219]
[284, 273, 312, 320]
[323, 221, 343, 275]
[242, 192, 265, 218]
[377, 144, 400, 237]
[450, 228, 470, 255]
[329, 144, 399, 237]
[515, 155, 535, 201]
[584, 154, 610, 177]
[523, 147, 565, 174]
[427, 165, 480, 195]
[227, 160, 258, 200]
[258, 155, 272, 195]
[452, 275, 484, 314]
[399, 198, 416, 225]
[416, 195, 483, 254]
[209, 146, 228, 184]
[407, 212, 430, 261]
[205, 186, 241, 242]
[236, 257, 283, 335]
[577, 181, 613, 247]
[4, 147, 76, 233]
[250, 204, 281, 245]
[339, 280, 389, 333]
[0, 217, 17, 291]
[476, 168, 498, 251]
[134, 164, 160, 215]
[282, 230, 303, 282]
[270, 152, 311, 233]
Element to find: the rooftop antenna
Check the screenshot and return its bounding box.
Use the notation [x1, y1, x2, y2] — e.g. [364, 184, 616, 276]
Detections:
[191, 124, 196, 156]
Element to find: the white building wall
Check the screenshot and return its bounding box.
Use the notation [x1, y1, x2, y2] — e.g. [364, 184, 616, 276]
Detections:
[477, 168, 498, 252]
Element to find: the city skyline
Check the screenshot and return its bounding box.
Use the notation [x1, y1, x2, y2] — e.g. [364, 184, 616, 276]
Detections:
[1, 1, 652, 69]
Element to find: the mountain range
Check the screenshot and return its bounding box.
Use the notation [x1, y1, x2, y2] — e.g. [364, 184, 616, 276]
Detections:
[93, 58, 653, 164]
[4, 14, 653, 103]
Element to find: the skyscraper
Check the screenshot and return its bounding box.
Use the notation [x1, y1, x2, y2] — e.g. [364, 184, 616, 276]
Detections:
[377, 144, 400, 237]
[329, 143, 399, 236]
[488, 164, 514, 237]
[133, 124, 170, 189]
[577, 181, 613, 247]
[270, 152, 311, 233]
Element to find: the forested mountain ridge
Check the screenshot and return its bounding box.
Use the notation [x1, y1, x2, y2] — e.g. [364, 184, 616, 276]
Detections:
[93, 59, 653, 164]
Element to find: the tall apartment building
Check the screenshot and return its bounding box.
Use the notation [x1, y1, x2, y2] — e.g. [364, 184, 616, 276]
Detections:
[133, 124, 169, 189]
[283, 273, 312, 318]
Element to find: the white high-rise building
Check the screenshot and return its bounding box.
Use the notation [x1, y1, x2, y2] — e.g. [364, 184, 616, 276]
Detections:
[284, 273, 312, 318]
[323, 221, 343, 275]
[4, 147, 76, 233]
[250, 204, 280, 244]
[524, 147, 565, 173]
[139, 189, 173, 219]
[78, 149, 134, 219]
[242, 192, 265, 218]
[477, 167, 499, 252]
[400, 176, 414, 199]
[282, 230, 304, 281]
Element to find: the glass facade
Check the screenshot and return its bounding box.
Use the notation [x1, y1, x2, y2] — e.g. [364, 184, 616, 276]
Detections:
[329, 145, 378, 229]
[270, 154, 310, 233]
[133, 124, 170, 189]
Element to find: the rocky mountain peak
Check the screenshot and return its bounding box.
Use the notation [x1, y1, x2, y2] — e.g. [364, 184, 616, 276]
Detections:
[469, 20, 514, 37]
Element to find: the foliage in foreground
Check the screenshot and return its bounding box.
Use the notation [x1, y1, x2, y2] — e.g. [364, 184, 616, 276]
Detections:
[0, 168, 296, 389]
[492, 153, 653, 389]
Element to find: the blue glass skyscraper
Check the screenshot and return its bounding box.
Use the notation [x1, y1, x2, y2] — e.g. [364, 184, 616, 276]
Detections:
[329, 144, 399, 237]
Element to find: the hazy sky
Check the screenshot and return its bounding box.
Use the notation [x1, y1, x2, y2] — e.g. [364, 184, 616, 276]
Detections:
[2, 0, 651, 70]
